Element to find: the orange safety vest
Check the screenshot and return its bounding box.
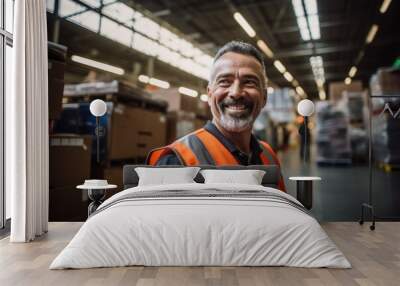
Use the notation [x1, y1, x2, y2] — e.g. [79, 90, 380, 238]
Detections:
[146, 128, 286, 192]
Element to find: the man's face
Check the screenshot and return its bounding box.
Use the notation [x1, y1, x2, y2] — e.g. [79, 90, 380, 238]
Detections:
[207, 52, 266, 133]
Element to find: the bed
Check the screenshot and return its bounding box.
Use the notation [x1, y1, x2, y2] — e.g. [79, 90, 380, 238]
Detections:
[50, 165, 350, 269]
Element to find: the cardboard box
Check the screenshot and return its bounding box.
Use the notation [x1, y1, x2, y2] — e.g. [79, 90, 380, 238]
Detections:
[151, 88, 199, 114]
[197, 100, 212, 119]
[49, 134, 92, 188]
[166, 111, 197, 143]
[108, 104, 167, 159]
[49, 185, 88, 222]
[376, 68, 400, 95]
[55, 102, 167, 161]
[103, 167, 124, 198]
[329, 81, 363, 102]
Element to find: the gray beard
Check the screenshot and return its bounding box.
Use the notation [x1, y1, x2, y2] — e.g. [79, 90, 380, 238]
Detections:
[218, 112, 254, 132]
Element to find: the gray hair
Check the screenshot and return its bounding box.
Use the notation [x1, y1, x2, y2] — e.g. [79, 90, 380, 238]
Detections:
[209, 41, 267, 85]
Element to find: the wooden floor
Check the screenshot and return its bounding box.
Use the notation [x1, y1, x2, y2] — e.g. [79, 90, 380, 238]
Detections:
[0, 222, 399, 286]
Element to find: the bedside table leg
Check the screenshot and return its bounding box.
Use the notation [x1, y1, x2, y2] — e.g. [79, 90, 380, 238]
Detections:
[87, 189, 106, 216]
[297, 181, 313, 210]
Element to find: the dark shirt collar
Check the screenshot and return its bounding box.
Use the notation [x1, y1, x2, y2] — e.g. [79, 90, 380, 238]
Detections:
[203, 121, 263, 156]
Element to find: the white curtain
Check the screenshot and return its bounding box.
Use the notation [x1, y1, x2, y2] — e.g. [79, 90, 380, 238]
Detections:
[7, 0, 49, 242]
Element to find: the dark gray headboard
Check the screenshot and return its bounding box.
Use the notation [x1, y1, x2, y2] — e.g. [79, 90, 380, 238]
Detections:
[123, 165, 281, 189]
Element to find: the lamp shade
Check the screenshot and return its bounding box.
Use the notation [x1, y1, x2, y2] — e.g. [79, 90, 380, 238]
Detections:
[89, 99, 107, 117]
[297, 99, 314, 117]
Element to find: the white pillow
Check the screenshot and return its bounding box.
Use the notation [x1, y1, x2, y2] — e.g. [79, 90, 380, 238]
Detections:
[200, 169, 266, 185]
[135, 167, 200, 186]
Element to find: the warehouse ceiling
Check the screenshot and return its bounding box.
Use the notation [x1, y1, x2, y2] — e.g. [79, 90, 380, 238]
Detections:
[48, 0, 400, 100]
[124, 0, 400, 98]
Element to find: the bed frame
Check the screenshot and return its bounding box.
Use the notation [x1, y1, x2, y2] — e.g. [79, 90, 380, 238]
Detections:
[123, 165, 281, 190]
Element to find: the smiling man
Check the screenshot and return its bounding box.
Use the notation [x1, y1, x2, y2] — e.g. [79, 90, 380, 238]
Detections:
[146, 41, 286, 191]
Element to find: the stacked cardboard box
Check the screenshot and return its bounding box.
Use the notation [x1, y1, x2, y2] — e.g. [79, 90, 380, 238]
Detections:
[370, 68, 400, 96]
[165, 111, 208, 143]
[265, 88, 295, 124]
[109, 104, 167, 160]
[151, 88, 199, 114]
[150, 88, 211, 143]
[328, 80, 363, 102]
[54, 102, 167, 161]
[315, 101, 352, 165]
[340, 92, 366, 124]
[49, 134, 92, 221]
[337, 92, 368, 162]
[64, 81, 168, 112]
[51, 82, 170, 219]
[151, 88, 212, 118]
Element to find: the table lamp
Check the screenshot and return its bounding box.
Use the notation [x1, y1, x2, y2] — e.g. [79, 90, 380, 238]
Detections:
[297, 99, 314, 163]
[89, 99, 107, 163]
[289, 99, 319, 210]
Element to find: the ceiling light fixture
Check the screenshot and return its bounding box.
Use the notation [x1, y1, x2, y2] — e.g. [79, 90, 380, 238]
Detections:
[379, 0, 392, 13]
[257, 40, 274, 58]
[297, 16, 311, 41]
[200, 94, 208, 102]
[283, 72, 294, 82]
[273, 60, 286, 73]
[292, 0, 320, 41]
[366, 25, 379, 44]
[149, 77, 170, 89]
[296, 86, 305, 95]
[179, 87, 198, 97]
[292, 0, 305, 16]
[138, 75, 170, 89]
[318, 89, 326, 100]
[349, 66, 357, 78]
[344, 77, 352, 85]
[71, 55, 125, 75]
[138, 75, 150, 83]
[310, 56, 325, 89]
[304, 0, 318, 14]
[233, 12, 256, 38]
[307, 14, 320, 39]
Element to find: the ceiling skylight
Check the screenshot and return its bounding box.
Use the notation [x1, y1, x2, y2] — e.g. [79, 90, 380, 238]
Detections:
[292, 0, 321, 41]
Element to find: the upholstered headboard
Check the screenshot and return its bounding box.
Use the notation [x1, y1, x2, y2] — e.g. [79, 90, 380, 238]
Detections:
[123, 165, 281, 189]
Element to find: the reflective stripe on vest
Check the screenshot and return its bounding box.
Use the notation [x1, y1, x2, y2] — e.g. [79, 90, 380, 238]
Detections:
[147, 147, 168, 165]
[173, 141, 199, 165]
[195, 129, 238, 165]
[178, 133, 216, 165]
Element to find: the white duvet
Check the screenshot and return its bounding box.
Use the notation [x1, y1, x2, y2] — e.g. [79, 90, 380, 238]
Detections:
[50, 183, 351, 269]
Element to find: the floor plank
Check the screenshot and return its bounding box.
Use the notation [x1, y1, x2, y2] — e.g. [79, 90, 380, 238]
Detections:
[0, 222, 399, 286]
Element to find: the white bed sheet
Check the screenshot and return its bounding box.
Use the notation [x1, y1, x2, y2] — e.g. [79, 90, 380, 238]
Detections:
[50, 183, 351, 269]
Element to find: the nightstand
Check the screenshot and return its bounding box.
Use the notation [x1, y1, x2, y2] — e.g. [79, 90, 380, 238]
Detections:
[77, 180, 117, 216]
[289, 176, 321, 210]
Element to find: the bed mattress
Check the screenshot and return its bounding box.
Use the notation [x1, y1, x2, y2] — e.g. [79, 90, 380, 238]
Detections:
[50, 183, 351, 269]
